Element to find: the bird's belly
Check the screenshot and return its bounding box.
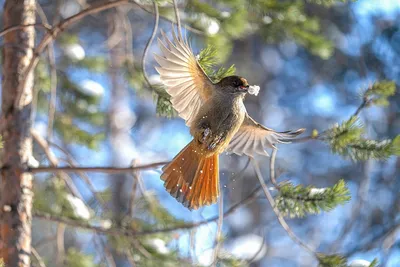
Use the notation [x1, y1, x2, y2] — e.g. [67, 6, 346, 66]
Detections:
[193, 106, 245, 155]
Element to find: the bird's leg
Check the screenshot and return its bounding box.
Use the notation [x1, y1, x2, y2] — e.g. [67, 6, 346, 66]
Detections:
[195, 122, 213, 145]
[202, 128, 211, 142]
[206, 132, 226, 151]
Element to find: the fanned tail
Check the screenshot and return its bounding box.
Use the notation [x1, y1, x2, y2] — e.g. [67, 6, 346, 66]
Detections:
[161, 141, 219, 210]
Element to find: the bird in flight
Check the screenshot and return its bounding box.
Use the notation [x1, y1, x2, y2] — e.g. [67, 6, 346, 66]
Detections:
[154, 28, 304, 210]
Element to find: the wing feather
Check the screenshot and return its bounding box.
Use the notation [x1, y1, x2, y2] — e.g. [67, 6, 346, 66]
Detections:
[155, 28, 213, 126]
[227, 113, 305, 157]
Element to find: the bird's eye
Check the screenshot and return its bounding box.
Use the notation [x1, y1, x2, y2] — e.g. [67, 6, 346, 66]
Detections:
[233, 80, 240, 87]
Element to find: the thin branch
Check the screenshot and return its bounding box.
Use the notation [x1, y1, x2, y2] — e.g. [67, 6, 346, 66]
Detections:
[56, 223, 65, 267]
[142, 0, 159, 91]
[27, 161, 169, 174]
[33, 235, 57, 250]
[0, 23, 51, 38]
[35, 2, 58, 141]
[252, 158, 316, 256]
[293, 94, 372, 143]
[330, 160, 372, 251]
[172, 0, 183, 39]
[269, 148, 280, 189]
[121, 10, 134, 64]
[246, 229, 266, 264]
[15, 0, 132, 108]
[31, 129, 84, 200]
[31, 247, 47, 267]
[99, 236, 117, 267]
[352, 97, 370, 118]
[212, 184, 224, 267]
[131, 0, 204, 35]
[128, 160, 140, 217]
[48, 141, 107, 207]
[33, 184, 262, 236]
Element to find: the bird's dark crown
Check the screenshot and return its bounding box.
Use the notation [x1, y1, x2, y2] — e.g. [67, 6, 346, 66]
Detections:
[216, 76, 249, 94]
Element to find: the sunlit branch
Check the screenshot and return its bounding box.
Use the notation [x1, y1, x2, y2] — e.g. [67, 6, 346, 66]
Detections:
[27, 162, 169, 174]
[172, 0, 183, 39]
[252, 158, 316, 256]
[142, 1, 159, 91]
[31, 247, 47, 267]
[212, 184, 224, 267]
[269, 148, 280, 189]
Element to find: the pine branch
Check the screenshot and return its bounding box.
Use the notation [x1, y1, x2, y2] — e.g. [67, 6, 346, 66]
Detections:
[197, 45, 236, 83]
[275, 179, 351, 218]
[327, 116, 365, 154]
[317, 254, 347, 267]
[369, 259, 379, 267]
[326, 116, 400, 161]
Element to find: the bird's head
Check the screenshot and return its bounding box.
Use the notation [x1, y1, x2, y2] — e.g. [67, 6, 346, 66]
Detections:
[216, 76, 249, 95]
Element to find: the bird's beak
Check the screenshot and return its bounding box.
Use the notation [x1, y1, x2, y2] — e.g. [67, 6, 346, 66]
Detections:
[239, 84, 249, 92]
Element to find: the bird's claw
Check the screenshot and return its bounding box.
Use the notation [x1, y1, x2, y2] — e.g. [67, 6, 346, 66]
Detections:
[202, 128, 211, 142]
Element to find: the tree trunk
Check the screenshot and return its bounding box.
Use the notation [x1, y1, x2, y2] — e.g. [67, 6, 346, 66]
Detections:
[0, 0, 36, 266]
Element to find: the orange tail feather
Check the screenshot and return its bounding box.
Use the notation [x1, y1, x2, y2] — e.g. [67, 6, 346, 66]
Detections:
[161, 141, 219, 210]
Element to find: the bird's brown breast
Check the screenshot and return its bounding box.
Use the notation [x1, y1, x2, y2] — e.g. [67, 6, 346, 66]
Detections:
[190, 94, 246, 156]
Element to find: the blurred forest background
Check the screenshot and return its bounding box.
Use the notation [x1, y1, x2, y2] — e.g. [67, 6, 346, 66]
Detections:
[0, 0, 399, 266]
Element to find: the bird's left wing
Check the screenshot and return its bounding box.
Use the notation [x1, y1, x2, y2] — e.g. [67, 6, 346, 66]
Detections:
[154, 29, 214, 126]
[226, 113, 305, 157]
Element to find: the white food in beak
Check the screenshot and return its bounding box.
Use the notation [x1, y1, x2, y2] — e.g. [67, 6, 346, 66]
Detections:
[248, 85, 260, 96]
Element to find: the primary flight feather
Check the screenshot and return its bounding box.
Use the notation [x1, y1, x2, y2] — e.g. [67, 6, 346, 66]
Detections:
[155, 28, 304, 210]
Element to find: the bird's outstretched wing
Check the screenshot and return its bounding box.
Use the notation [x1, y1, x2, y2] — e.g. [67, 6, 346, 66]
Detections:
[154, 29, 213, 126]
[226, 113, 305, 157]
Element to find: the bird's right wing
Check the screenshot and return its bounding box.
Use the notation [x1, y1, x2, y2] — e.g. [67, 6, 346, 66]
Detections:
[226, 113, 305, 157]
[154, 29, 214, 126]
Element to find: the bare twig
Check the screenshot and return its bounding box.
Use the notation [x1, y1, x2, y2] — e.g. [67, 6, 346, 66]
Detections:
[293, 94, 372, 143]
[252, 158, 316, 256]
[31, 129, 84, 200]
[27, 161, 169, 174]
[121, 10, 134, 64]
[56, 223, 65, 267]
[212, 184, 224, 267]
[246, 230, 266, 263]
[269, 148, 280, 189]
[142, 0, 159, 90]
[48, 141, 107, 207]
[131, 0, 204, 35]
[172, 0, 183, 39]
[35, 2, 58, 140]
[99, 236, 117, 267]
[31, 247, 47, 267]
[33, 235, 57, 249]
[0, 23, 51, 37]
[352, 97, 370, 118]
[330, 160, 372, 251]
[125, 251, 137, 267]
